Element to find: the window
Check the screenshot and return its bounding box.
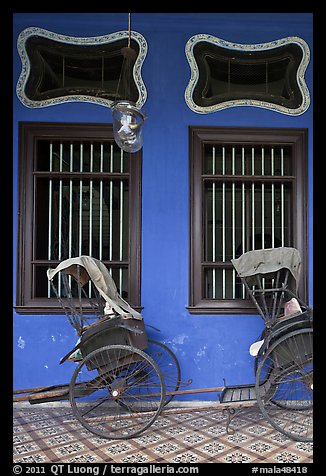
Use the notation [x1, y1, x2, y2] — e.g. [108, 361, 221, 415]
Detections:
[16, 122, 142, 313]
[188, 126, 308, 314]
[185, 35, 310, 115]
[23, 36, 139, 103]
[16, 27, 148, 110]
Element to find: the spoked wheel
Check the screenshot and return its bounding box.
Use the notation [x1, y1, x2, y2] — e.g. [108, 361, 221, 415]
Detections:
[69, 344, 166, 439]
[145, 339, 181, 405]
[255, 328, 313, 442]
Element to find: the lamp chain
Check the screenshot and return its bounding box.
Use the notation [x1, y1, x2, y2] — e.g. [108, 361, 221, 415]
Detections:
[114, 12, 132, 103]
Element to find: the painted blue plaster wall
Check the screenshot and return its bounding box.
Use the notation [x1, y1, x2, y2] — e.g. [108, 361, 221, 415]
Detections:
[13, 13, 313, 396]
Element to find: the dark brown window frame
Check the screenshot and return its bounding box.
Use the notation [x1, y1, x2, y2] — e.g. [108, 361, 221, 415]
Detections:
[188, 126, 308, 314]
[16, 122, 142, 314]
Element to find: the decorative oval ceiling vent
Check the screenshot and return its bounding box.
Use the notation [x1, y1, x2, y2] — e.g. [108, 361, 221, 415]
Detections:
[185, 35, 310, 115]
[16, 27, 147, 109]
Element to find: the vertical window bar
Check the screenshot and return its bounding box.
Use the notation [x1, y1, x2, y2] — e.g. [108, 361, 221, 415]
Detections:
[212, 146, 216, 299]
[99, 143, 103, 261]
[69, 143, 73, 258]
[58, 142, 63, 260]
[232, 146, 236, 298]
[241, 147, 246, 298]
[68, 143, 73, 290]
[47, 142, 53, 297]
[79, 143, 83, 256]
[109, 144, 113, 275]
[251, 147, 255, 250]
[281, 147, 285, 245]
[89, 143, 93, 256]
[58, 142, 63, 296]
[101, 56, 104, 89]
[261, 147, 265, 290]
[88, 143, 94, 296]
[271, 147, 275, 248]
[119, 149, 124, 294]
[261, 146, 265, 249]
[62, 55, 65, 88]
[222, 146, 226, 299]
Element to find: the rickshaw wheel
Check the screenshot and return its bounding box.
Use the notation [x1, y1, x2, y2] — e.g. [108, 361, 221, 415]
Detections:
[145, 339, 181, 405]
[255, 328, 313, 442]
[69, 344, 166, 440]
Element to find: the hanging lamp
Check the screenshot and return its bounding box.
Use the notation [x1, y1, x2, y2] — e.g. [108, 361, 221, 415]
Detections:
[111, 13, 146, 153]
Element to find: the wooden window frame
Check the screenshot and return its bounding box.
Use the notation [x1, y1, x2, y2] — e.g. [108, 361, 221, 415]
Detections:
[188, 126, 308, 314]
[15, 122, 142, 314]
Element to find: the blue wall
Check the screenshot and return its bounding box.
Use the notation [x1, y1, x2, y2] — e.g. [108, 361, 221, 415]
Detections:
[13, 13, 313, 395]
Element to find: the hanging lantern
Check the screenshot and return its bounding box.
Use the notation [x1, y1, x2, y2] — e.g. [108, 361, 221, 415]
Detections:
[112, 100, 145, 153]
[112, 13, 146, 153]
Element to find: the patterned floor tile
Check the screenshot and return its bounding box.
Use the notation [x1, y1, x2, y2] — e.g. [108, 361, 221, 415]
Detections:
[13, 404, 313, 463]
[120, 453, 150, 463]
[223, 450, 252, 463]
[104, 442, 134, 456]
[171, 451, 204, 463]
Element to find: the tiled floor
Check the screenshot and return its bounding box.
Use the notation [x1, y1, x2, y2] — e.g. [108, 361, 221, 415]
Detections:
[13, 403, 313, 464]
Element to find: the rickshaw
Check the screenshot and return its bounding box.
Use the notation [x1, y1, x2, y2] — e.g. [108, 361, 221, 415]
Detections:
[230, 247, 313, 442]
[14, 247, 313, 442]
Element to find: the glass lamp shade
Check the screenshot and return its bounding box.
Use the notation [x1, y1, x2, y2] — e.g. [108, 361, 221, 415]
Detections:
[111, 100, 145, 153]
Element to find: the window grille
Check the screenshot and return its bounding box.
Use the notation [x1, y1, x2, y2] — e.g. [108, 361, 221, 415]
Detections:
[203, 144, 291, 301]
[16, 123, 142, 313]
[39, 140, 129, 299]
[189, 126, 308, 314]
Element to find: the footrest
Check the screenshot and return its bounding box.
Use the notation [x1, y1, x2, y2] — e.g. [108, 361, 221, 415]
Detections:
[219, 384, 256, 403]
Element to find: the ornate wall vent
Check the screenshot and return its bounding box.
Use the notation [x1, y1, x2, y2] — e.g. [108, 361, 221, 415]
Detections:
[185, 35, 310, 115]
[16, 27, 147, 109]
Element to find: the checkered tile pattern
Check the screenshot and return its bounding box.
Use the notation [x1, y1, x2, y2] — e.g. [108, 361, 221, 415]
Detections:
[13, 404, 313, 464]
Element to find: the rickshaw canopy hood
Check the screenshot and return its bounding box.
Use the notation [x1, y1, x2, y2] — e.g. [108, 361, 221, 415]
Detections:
[47, 255, 142, 320]
[231, 247, 301, 291]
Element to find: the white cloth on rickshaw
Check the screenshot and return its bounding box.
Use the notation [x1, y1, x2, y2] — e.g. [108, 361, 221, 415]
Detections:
[47, 255, 142, 320]
[249, 340, 264, 356]
[231, 247, 301, 292]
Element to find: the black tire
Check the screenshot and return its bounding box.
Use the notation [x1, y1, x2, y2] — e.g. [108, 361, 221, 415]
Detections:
[69, 344, 166, 439]
[255, 328, 313, 442]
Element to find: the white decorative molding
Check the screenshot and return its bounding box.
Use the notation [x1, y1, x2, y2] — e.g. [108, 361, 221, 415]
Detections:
[16, 27, 148, 109]
[185, 34, 310, 115]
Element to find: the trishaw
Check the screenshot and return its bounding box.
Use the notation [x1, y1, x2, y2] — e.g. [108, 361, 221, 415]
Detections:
[14, 248, 313, 442]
